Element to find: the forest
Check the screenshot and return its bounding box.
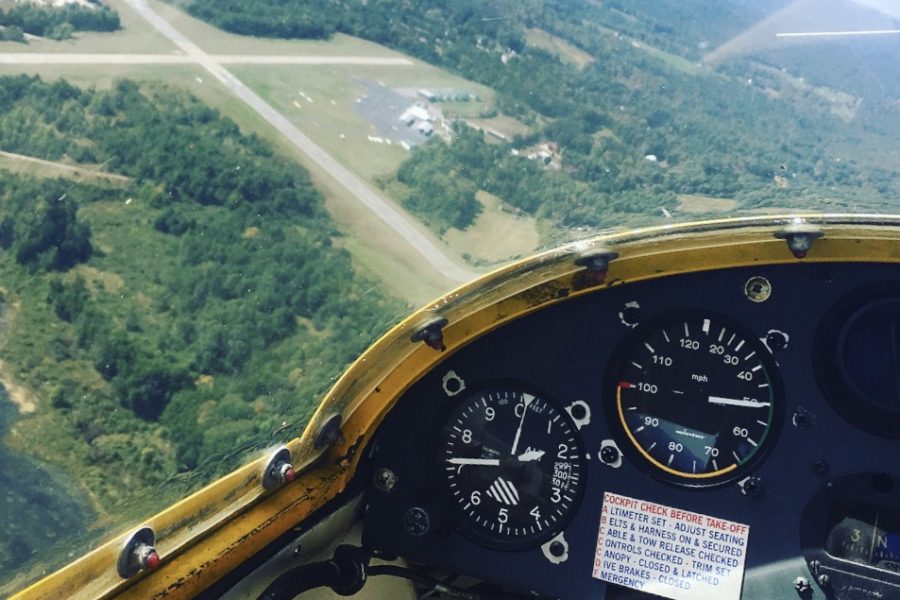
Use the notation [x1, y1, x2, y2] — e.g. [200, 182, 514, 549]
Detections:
[0, 76, 402, 557]
[0, 0, 119, 41]
[186, 0, 900, 237]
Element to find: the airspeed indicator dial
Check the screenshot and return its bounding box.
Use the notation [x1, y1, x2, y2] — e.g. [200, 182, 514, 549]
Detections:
[439, 385, 585, 549]
[608, 312, 782, 486]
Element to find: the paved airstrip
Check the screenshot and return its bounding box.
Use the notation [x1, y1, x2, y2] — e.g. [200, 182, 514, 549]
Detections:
[0, 0, 476, 286]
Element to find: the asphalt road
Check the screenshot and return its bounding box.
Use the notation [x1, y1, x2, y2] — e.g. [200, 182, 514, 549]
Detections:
[122, 0, 475, 283]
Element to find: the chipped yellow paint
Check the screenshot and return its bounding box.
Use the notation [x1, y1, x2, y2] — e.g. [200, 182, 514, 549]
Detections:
[14, 214, 900, 599]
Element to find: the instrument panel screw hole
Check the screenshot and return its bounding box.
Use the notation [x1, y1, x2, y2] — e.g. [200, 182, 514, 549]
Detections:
[744, 276, 772, 303]
[811, 460, 829, 477]
[871, 473, 895, 494]
[373, 468, 397, 493]
[403, 506, 431, 537]
[618, 301, 641, 328]
[766, 330, 789, 353]
[600, 445, 620, 465]
[549, 541, 565, 557]
[793, 576, 812, 595]
[739, 476, 763, 497]
[792, 408, 813, 430]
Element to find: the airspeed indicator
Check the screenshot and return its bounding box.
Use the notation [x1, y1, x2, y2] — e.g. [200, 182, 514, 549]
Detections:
[607, 312, 782, 486]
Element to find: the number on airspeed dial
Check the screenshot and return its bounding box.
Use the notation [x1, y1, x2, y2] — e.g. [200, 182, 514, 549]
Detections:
[439, 385, 586, 548]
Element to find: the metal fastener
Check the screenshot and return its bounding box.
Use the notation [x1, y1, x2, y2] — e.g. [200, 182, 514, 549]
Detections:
[793, 576, 812, 593]
[575, 248, 619, 284]
[117, 526, 160, 579]
[314, 414, 345, 450]
[373, 468, 397, 493]
[744, 276, 772, 303]
[775, 222, 824, 259]
[411, 317, 448, 351]
[403, 506, 431, 536]
[262, 446, 296, 490]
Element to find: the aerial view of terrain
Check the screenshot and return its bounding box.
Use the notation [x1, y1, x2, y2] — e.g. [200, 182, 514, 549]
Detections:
[1, 0, 899, 591]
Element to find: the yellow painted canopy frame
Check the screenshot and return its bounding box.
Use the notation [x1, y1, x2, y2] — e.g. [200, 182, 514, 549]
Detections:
[13, 214, 900, 600]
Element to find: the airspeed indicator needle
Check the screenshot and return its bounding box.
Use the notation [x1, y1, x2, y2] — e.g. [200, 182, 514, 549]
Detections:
[708, 396, 771, 408]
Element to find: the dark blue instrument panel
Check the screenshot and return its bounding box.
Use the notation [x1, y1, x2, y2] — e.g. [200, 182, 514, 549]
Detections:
[363, 262, 900, 600]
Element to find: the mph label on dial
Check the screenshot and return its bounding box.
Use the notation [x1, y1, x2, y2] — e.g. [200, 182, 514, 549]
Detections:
[592, 493, 749, 600]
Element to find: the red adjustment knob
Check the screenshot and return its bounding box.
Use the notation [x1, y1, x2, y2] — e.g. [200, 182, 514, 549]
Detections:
[144, 550, 161, 570]
[262, 447, 296, 490]
[278, 462, 296, 483]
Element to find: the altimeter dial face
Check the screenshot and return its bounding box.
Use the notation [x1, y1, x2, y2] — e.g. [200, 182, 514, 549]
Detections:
[439, 385, 585, 549]
[609, 312, 782, 486]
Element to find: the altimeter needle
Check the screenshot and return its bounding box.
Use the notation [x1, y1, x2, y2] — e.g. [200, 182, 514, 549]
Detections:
[447, 457, 501, 466]
[510, 393, 535, 455]
[708, 396, 771, 408]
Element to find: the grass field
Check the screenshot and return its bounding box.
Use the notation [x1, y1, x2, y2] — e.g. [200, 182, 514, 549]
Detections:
[525, 28, 594, 69]
[444, 191, 540, 265]
[148, 0, 398, 57]
[677, 194, 738, 213]
[0, 0, 177, 54]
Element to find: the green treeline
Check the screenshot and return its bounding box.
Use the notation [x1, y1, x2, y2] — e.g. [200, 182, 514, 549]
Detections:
[0, 1, 120, 42]
[187, 0, 898, 234]
[0, 181, 95, 271]
[0, 76, 402, 515]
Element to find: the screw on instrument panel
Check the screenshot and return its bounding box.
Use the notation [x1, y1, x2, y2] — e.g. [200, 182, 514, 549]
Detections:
[373, 468, 397, 492]
[744, 276, 772, 303]
[541, 532, 570, 565]
[574, 247, 619, 284]
[812, 460, 829, 477]
[314, 414, 345, 450]
[411, 317, 448, 351]
[293, 545, 303, 557]
[262, 446, 296, 490]
[792, 408, 814, 430]
[618, 301, 641, 328]
[775, 222, 824, 259]
[794, 576, 812, 594]
[599, 440, 623, 468]
[600, 445, 620, 465]
[403, 506, 431, 536]
[117, 526, 160, 579]
[817, 573, 830, 588]
[739, 476, 763, 497]
[766, 330, 790, 353]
